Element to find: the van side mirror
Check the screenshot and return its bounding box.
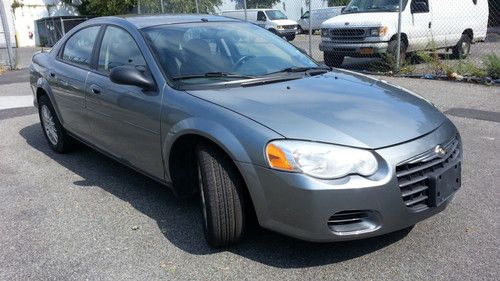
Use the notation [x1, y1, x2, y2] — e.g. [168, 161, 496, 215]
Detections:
[411, 1, 429, 13]
[110, 66, 155, 91]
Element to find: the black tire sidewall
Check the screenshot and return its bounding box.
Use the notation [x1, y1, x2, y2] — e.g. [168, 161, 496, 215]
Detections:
[38, 95, 72, 153]
[197, 143, 245, 247]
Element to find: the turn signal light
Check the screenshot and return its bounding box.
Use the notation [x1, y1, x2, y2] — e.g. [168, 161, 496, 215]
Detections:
[266, 143, 294, 171]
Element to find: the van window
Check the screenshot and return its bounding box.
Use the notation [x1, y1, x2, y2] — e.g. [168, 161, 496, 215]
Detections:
[302, 11, 310, 19]
[265, 10, 288, 20]
[257, 11, 266, 21]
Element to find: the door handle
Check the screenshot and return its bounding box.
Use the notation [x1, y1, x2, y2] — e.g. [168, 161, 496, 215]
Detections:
[428, 22, 432, 29]
[89, 84, 101, 95]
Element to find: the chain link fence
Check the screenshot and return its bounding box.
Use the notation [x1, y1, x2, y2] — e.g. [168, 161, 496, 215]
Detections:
[2, 0, 499, 78]
[127, 0, 499, 79]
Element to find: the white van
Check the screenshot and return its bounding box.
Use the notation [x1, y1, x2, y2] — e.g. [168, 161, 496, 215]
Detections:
[297, 7, 344, 34]
[222, 9, 299, 41]
[320, 0, 489, 67]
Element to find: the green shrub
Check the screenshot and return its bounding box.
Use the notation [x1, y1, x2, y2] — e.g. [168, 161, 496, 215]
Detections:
[483, 53, 500, 79]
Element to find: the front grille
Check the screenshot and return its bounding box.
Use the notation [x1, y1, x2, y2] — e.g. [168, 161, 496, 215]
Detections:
[282, 25, 296, 29]
[396, 137, 460, 212]
[330, 28, 366, 39]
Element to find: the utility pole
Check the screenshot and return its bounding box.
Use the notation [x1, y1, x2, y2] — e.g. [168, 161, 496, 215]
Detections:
[395, 0, 403, 72]
[308, 0, 312, 55]
[243, 0, 248, 20]
[0, 1, 15, 69]
[195, 0, 200, 13]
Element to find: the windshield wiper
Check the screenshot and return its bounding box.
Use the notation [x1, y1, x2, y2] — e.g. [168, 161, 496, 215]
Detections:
[264, 66, 330, 76]
[172, 72, 255, 81]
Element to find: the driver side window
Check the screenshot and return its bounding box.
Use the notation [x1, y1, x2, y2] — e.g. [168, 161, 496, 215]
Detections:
[257, 11, 266, 21]
[97, 26, 146, 73]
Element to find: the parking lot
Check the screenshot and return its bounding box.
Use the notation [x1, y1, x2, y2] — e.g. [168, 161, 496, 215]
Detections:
[0, 69, 499, 280]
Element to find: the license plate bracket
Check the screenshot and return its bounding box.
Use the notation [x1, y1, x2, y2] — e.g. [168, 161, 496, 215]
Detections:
[429, 162, 461, 207]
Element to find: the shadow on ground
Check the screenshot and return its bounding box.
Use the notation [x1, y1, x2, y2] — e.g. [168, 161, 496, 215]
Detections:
[19, 122, 411, 268]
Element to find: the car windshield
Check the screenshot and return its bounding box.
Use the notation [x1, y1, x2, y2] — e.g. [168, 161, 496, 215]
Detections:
[265, 10, 288, 20]
[143, 22, 318, 87]
[343, 0, 408, 13]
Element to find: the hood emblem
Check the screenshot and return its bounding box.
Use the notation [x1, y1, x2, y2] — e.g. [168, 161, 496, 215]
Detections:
[434, 145, 447, 158]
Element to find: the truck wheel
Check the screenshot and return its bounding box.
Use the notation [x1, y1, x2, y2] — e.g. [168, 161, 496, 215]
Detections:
[197, 142, 246, 247]
[324, 52, 344, 67]
[38, 94, 76, 153]
[451, 34, 471, 59]
[387, 38, 407, 64]
[285, 34, 296, 41]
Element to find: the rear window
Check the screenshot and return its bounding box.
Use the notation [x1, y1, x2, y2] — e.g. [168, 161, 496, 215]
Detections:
[61, 26, 100, 67]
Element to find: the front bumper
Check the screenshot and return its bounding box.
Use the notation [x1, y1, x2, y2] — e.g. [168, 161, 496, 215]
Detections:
[238, 119, 461, 242]
[276, 29, 298, 36]
[319, 40, 389, 57]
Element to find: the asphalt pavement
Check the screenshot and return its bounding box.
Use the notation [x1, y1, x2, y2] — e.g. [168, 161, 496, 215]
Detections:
[0, 70, 499, 280]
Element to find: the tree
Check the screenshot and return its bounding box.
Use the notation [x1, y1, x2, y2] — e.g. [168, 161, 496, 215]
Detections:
[77, 0, 222, 16]
[78, 0, 135, 16]
[328, 0, 350, 6]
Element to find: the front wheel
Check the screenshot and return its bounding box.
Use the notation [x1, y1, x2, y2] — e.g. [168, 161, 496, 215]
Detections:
[285, 34, 296, 41]
[451, 34, 471, 59]
[323, 52, 344, 67]
[197, 142, 246, 247]
[387, 38, 407, 64]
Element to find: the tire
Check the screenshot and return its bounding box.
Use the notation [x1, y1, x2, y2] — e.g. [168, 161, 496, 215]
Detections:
[451, 34, 471, 59]
[197, 142, 246, 247]
[285, 34, 296, 41]
[387, 38, 407, 64]
[323, 52, 344, 67]
[38, 94, 76, 153]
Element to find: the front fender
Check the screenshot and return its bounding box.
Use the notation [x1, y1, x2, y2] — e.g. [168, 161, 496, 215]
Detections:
[163, 117, 255, 182]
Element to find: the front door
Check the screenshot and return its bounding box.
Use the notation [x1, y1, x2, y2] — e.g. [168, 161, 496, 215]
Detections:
[85, 25, 164, 179]
[405, 0, 433, 51]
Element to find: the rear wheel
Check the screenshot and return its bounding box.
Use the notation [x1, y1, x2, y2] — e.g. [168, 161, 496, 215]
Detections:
[323, 52, 344, 67]
[451, 34, 471, 59]
[38, 94, 76, 153]
[197, 142, 246, 247]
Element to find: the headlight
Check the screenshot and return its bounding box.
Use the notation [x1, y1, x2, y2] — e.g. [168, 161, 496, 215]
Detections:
[276, 25, 283, 30]
[369, 26, 388, 37]
[265, 140, 378, 179]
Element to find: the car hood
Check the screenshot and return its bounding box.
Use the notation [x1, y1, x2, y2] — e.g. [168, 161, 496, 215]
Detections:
[186, 71, 446, 149]
[322, 12, 397, 28]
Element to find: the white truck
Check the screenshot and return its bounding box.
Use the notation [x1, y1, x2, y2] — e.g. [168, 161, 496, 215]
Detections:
[297, 7, 344, 34]
[221, 9, 299, 41]
[320, 0, 489, 67]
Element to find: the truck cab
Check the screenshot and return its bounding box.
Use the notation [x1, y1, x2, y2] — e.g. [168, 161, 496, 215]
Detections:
[320, 0, 488, 67]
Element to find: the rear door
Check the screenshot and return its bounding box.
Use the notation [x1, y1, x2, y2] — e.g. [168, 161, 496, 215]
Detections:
[85, 25, 164, 178]
[49, 25, 101, 137]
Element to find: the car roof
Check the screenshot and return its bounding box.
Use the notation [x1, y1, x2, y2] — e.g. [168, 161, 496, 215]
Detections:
[93, 14, 240, 29]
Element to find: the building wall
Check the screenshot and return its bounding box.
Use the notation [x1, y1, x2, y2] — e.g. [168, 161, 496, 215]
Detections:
[9, 0, 79, 47]
[1, 0, 16, 48]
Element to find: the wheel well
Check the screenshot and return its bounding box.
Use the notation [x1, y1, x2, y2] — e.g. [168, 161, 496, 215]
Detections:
[390, 33, 409, 47]
[463, 29, 473, 40]
[168, 134, 256, 218]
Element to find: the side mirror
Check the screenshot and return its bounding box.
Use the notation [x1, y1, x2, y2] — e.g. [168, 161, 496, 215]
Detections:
[341, 7, 345, 13]
[109, 66, 155, 91]
[411, 1, 429, 13]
